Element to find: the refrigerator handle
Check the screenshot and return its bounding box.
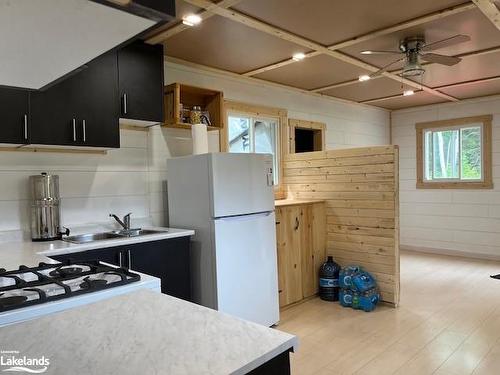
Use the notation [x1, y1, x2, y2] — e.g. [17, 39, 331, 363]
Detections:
[215, 211, 273, 221]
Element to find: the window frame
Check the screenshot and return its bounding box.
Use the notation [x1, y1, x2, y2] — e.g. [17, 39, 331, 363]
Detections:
[415, 115, 493, 189]
[226, 112, 280, 183]
[288, 118, 326, 153]
[223, 100, 288, 198]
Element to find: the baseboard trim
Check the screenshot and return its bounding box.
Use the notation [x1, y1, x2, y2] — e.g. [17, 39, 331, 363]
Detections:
[401, 244, 500, 262]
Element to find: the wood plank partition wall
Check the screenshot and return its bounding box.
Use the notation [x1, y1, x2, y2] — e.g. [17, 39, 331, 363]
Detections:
[283, 145, 400, 306]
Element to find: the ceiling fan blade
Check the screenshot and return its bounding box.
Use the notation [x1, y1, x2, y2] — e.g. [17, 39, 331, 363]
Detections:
[370, 57, 406, 77]
[421, 53, 462, 66]
[361, 50, 402, 55]
[421, 35, 471, 51]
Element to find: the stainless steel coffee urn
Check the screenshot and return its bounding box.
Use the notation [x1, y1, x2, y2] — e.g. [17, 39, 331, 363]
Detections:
[30, 172, 69, 241]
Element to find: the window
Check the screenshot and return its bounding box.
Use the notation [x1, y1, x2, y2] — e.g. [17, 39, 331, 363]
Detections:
[227, 113, 280, 185]
[416, 115, 492, 189]
[288, 118, 325, 153]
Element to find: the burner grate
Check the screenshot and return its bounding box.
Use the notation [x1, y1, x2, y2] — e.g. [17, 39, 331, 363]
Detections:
[0, 261, 140, 313]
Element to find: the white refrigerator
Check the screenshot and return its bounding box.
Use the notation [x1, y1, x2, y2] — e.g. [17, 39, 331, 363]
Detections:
[167, 153, 279, 327]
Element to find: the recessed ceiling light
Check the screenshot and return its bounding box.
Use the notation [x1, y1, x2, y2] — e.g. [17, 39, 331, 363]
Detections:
[360, 51, 373, 55]
[292, 53, 306, 61]
[182, 14, 202, 26]
[358, 75, 371, 82]
[403, 90, 415, 96]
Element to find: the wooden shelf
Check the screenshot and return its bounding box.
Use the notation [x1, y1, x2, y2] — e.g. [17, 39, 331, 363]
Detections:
[163, 122, 220, 131]
[163, 83, 224, 131]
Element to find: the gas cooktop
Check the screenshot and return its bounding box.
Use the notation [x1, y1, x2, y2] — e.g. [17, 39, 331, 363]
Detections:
[0, 261, 141, 313]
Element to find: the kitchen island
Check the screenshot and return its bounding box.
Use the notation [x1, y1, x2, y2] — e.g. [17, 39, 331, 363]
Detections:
[0, 289, 297, 375]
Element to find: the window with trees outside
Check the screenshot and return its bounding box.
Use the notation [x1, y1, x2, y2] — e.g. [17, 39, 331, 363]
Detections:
[227, 113, 280, 185]
[416, 115, 492, 189]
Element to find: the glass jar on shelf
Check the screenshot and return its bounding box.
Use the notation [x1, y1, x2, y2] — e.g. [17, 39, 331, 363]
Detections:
[189, 106, 202, 124]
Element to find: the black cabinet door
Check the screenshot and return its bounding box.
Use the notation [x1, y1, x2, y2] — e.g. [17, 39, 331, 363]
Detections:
[126, 238, 191, 301]
[118, 42, 164, 122]
[31, 52, 120, 148]
[0, 88, 29, 144]
[30, 71, 84, 146]
[78, 52, 120, 148]
[51, 247, 122, 266]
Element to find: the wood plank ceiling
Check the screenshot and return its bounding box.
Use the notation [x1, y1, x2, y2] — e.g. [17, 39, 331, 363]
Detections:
[146, 0, 500, 110]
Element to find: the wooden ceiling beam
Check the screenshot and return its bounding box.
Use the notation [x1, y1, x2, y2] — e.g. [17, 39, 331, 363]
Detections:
[473, 0, 500, 30]
[184, 0, 458, 102]
[145, 0, 243, 44]
[360, 92, 423, 104]
[242, 2, 475, 77]
[310, 45, 500, 93]
[359, 75, 500, 104]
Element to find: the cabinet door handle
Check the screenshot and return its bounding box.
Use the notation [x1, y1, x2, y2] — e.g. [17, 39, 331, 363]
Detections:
[72, 119, 77, 142]
[118, 252, 123, 268]
[82, 120, 86, 143]
[127, 250, 132, 269]
[294, 217, 299, 231]
[123, 93, 128, 115]
[24, 114, 28, 140]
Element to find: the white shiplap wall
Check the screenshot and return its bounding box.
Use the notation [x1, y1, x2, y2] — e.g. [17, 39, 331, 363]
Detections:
[0, 60, 390, 235]
[392, 95, 500, 259]
[146, 61, 391, 224]
[0, 129, 150, 233]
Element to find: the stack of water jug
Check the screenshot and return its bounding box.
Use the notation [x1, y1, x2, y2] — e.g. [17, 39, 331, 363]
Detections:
[319, 257, 380, 312]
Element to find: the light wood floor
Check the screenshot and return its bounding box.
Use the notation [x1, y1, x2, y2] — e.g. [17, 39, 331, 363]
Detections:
[278, 250, 500, 375]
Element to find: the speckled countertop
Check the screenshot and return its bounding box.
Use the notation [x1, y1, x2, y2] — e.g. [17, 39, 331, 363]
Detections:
[0, 289, 298, 375]
[0, 227, 194, 270]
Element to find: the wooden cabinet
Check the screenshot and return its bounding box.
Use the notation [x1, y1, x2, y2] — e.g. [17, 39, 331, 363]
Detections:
[118, 41, 164, 123]
[50, 237, 191, 302]
[0, 88, 29, 145]
[164, 83, 223, 131]
[275, 201, 326, 307]
[31, 51, 120, 148]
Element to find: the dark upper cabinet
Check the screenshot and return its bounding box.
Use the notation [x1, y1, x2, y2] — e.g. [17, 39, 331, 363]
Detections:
[130, 0, 176, 17]
[0, 88, 30, 145]
[118, 42, 164, 123]
[30, 51, 120, 148]
[1, 40, 164, 149]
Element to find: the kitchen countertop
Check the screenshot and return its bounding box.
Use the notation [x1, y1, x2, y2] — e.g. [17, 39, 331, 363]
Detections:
[0, 227, 194, 270]
[275, 199, 325, 207]
[0, 289, 298, 375]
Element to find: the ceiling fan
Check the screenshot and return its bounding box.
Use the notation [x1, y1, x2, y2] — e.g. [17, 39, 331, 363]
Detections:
[360, 35, 471, 79]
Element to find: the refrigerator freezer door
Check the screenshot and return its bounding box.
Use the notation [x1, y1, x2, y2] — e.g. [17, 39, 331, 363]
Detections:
[210, 153, 275, 218]
[213, 211, 279, 327]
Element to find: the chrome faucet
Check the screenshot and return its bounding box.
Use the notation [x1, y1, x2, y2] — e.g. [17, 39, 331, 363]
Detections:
[109, 213, 132, 230]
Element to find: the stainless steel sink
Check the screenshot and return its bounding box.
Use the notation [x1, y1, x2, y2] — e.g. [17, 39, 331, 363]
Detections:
[63, 229, 167, 244]
[63, 232, 124, 244]
[111, 229, 166, 237]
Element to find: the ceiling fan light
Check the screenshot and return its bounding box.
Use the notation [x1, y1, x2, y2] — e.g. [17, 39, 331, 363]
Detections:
[182, 14, 202, 26]
[403, 90, 415, 96]
[292, 53, 306, 61]
[358, 74, 371, 82]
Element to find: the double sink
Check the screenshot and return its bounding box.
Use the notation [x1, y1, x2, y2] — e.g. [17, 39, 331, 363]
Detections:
[63, 229, 165, 244]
